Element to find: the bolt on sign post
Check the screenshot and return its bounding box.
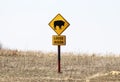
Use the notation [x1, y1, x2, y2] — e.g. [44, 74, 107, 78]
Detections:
[49, 13, 70, 73]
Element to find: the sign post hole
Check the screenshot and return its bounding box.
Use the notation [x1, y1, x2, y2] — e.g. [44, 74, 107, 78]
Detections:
[58, 45, 61, 73]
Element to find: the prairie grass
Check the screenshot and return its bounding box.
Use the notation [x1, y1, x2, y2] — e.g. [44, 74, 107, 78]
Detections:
[0, 49, 120, 82]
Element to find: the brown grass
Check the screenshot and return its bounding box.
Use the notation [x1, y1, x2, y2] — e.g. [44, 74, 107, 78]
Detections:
[0, 49, 120, 82]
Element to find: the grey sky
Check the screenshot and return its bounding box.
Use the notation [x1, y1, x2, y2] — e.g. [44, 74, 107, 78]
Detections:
[0, 0, 120, 54]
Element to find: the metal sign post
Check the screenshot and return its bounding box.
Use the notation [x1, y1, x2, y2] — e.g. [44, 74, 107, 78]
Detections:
[52, 35, 66, 73]
[58, 45, 61, 73]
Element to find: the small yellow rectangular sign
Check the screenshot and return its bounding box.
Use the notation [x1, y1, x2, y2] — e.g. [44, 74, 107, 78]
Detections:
[52, 35, 66, 45]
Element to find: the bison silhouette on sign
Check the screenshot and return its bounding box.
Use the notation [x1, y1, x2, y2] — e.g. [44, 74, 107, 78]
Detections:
[54, 20, 65, 30]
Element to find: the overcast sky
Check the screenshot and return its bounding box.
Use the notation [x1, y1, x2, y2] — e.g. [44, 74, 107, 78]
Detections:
[0, 0, 120, 54]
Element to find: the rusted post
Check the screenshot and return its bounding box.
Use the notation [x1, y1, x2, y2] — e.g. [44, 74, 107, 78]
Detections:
[58, 45, 61, 73]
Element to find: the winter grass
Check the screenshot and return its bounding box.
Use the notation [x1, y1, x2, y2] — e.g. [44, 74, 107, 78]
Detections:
[0, 49, 120, 82]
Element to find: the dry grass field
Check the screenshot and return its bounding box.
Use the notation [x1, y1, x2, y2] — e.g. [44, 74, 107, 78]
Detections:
[0, 49, 120, 82]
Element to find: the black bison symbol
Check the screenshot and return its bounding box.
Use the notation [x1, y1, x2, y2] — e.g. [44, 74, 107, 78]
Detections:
[54, 20, 65, 30]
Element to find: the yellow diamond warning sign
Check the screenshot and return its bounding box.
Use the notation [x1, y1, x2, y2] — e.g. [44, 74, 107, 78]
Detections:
[52, 35, 66, 45]
[49, 14, 70, 35]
